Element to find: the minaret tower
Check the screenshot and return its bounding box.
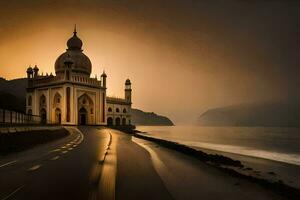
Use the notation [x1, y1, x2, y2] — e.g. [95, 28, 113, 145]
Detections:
[26, 65, 33, 78]
[33, 65, 39, 78]
[125, 79, 132, 103]
[101, 70, 107, 88]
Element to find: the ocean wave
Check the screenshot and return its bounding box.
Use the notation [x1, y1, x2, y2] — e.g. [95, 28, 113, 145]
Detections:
[178, 140, 300, 166]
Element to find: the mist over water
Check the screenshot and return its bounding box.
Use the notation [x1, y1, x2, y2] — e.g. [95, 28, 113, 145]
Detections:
[137, 126, 300, 166]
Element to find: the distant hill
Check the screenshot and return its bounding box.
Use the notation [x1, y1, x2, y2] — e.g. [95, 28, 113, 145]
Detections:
[198, 102, 300, 127]
[131, 108, 174, 126]
[0, 91, 25, 112]
[0, 78, 27, 112]
[0, 77, 27, 99]
[0, 78, 174, 125]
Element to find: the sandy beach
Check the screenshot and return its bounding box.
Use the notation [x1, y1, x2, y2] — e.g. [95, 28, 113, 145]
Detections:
[131, 137, 285, 199]
[190, 145, 300, 190]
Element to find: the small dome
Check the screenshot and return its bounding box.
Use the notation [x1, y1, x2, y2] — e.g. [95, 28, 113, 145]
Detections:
[125, 79, 131, 85]
[33, 65, 39, 71]
[101, 71, 107, 77]
[27, 66, 33, 72]
[67, 31, 83, 50]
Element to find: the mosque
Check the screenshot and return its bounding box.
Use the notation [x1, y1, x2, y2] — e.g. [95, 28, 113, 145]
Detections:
[25, 27, 132, 126]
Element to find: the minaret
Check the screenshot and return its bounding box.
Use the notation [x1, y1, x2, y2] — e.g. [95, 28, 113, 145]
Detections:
[26, 65, 34, 87]
[125, 79, 132, 103]
[101, 70, 107, 88]
[26, 65, 33, 78]
[33, 65, 39, 78]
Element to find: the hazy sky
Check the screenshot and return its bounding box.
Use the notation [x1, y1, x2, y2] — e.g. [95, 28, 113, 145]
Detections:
[0, 0, 299, 124]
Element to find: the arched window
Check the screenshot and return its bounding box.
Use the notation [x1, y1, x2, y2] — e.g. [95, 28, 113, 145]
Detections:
[54, 93, 61, 105]
[28, 96, 32, 106]
[122, 118, 126, 125]
[123, 108, 127, 113]
[107, 117, 113, 126]
[116, 108, 120, 113]
[108, 107, 112, 112]
[115, 117, 121, 126]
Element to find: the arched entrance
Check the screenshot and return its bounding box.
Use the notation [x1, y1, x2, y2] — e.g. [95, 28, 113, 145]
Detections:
[107, 117, 113, 126]
[40, 108, 47, 124]
[115, 117, 121, 126]
[78, 107, 88, 125]
[77, 94, 94, 125]
[122, 118, 126, 125]
[55, 108, 62, 124]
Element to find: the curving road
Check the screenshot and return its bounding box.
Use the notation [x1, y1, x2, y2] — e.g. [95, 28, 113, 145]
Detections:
[0, 127, 171, 200]
[0, 127, 288, 200]
[0, 127, 108, 200]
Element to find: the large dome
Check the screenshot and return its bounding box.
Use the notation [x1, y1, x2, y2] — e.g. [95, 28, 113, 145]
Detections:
[55, 28, 92, 76]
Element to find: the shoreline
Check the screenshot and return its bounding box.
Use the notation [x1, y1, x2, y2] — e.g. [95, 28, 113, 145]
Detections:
[134, 132, 300, 200]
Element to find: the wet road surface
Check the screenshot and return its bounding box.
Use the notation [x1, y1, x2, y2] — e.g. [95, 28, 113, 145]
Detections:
[0, 127, 171, 200]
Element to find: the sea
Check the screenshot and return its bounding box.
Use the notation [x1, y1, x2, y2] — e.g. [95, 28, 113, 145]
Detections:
[136, 126, 300, 166]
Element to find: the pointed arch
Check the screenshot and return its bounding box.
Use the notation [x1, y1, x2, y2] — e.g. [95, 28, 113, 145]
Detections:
[122, 118, 126, 125]
[77, 93, 94, 125]
[115, 117, 121, 126]
[107, 117, 113, 126]
[53, 92, 62, 106]
[78, 93, 94, 106]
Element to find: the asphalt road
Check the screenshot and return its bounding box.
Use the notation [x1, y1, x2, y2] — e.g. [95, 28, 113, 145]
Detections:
[1, 127, 286, 200]
[0, 127, 109, 200]
[0, 127, 172, 200]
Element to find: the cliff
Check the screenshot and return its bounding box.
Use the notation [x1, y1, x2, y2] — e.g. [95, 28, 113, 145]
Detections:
[131, 108, 174, 126]
[198, 102, 300, 127]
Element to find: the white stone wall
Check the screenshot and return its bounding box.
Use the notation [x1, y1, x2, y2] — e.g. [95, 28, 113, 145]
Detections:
[27, 83, 106, 125]
[106, 103, 131, 125]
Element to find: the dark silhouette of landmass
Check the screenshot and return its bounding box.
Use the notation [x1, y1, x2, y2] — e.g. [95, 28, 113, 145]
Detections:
[0, 77, 174, 125]
[198, 102, 300, 127]
[0, 77, 27, 112]
[0, 77, 27, 99]
[0, 91, 25, 112]
[131, 108, 174, 126]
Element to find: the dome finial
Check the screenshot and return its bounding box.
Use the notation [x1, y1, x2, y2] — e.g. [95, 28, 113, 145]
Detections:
[73, 24, 77, 36]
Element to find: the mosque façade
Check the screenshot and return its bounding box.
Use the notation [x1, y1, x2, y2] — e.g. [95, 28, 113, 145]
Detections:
[25, 27, 132, 126]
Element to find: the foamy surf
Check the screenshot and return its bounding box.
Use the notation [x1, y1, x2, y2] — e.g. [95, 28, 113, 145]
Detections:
[178, 140, 300, 166]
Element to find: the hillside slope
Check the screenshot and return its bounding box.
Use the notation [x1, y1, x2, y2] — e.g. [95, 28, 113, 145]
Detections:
[0, 77, 27, 99]
[198, 102, 300, 127]
[131, 108, 174, 126]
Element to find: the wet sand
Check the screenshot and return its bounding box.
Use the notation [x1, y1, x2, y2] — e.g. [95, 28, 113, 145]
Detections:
[190, 146, 300, 190]
[132, 134, 299, 200]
